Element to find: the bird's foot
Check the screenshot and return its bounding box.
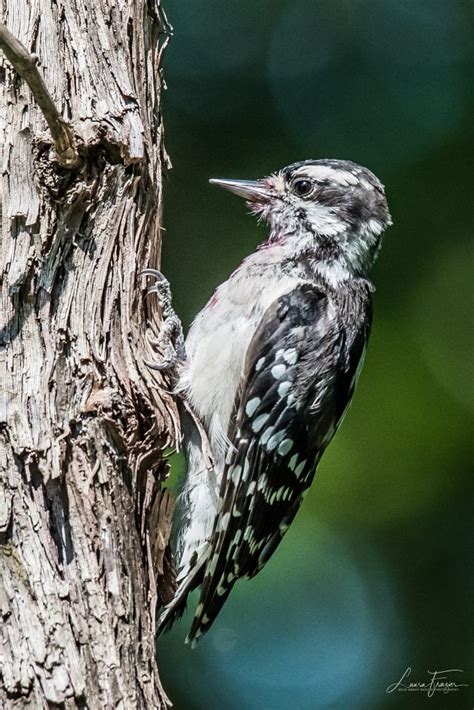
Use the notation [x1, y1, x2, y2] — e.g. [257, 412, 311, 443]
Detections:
[142, 269, 186, 373]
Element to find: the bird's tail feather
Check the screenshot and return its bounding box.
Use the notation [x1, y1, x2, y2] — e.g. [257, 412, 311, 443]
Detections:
[158, 403, 218, 636]
[157, 545, 208, 634]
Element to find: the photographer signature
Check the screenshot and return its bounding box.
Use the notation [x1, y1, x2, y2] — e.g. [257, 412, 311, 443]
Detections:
[386, 667, 468, 698]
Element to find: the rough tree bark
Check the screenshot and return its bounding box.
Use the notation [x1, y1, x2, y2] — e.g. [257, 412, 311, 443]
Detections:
[0, 1, 178, 707]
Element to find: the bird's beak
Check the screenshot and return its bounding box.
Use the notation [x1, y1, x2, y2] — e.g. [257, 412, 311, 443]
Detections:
[209, 178, 270, 202]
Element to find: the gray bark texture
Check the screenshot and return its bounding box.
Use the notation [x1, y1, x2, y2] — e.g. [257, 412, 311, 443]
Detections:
[0, 1, 178, 707]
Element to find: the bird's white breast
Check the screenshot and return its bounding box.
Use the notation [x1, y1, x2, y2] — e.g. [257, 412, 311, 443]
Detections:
[179, 249, 299, 467]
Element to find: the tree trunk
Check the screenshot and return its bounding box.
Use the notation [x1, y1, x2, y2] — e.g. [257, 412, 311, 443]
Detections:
[0, 1, 177, 707]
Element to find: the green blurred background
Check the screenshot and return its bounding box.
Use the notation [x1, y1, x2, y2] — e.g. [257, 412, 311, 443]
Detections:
[157, 1, 473, 708]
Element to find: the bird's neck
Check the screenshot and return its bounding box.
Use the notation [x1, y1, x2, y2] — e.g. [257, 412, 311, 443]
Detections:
[265, 222, 377, 286]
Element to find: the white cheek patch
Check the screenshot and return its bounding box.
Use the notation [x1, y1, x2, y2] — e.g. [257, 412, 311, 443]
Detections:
[296, 165, 359, 186]
[305, 203, 347, 236]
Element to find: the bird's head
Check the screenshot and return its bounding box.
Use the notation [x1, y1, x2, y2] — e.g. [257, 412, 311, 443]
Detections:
[210, 159, 392, 277]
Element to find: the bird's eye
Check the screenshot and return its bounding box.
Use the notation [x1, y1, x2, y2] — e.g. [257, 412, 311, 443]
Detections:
[292, 179, 313, 197]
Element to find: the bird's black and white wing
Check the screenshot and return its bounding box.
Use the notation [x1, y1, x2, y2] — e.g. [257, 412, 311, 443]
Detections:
[187, 282, 370, 644]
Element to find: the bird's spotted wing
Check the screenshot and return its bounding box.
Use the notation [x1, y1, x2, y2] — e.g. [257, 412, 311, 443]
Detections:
[187, 283, 369, 644]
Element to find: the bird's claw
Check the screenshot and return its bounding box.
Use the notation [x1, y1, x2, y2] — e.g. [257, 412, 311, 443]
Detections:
[142, 268, 186, 373]
[142, 268, 175, 319]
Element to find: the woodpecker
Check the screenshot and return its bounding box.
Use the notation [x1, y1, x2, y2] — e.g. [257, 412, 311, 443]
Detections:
[155, 159, 392, 646]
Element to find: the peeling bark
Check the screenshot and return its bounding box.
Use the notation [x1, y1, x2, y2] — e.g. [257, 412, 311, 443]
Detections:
[0, 1, 177, 707]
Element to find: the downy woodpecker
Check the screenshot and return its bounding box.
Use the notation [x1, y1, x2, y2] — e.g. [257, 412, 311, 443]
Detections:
[156, 159, 392, 645]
